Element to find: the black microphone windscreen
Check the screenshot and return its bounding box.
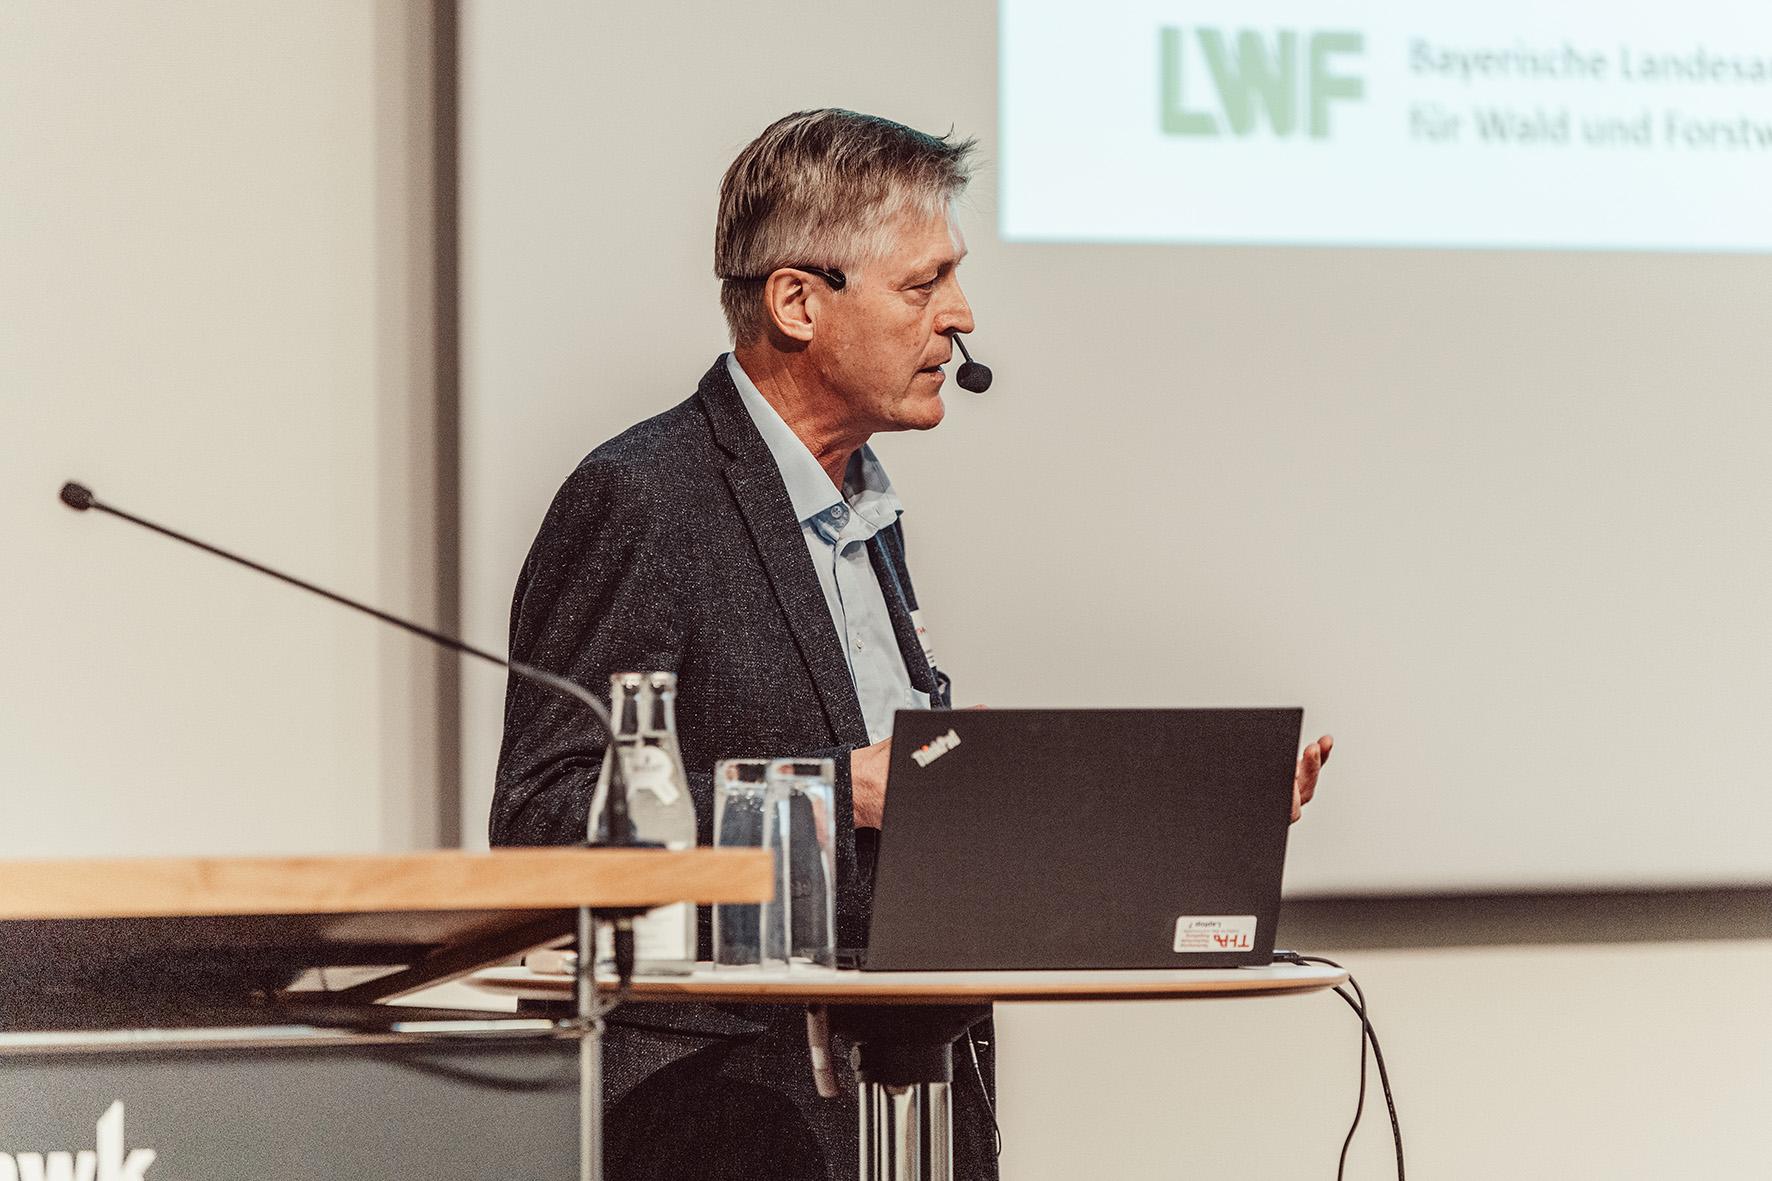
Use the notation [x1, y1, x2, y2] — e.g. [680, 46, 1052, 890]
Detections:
[60, 482, 95, 511]
[956, 362, 993, 394]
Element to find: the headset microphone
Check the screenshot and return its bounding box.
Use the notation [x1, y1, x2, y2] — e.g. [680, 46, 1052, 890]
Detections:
[950, 333, 993, 393]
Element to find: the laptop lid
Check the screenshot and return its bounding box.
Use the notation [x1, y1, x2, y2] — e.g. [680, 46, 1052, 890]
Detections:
[863, 708, 1302, 971]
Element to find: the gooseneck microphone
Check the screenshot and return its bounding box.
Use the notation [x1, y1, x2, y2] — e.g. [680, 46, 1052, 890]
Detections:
[56, 481, 638, 850]
[950, 332, 992, 393]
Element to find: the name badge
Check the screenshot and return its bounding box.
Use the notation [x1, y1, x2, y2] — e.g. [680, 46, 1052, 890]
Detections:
[910, 608, 937, 669]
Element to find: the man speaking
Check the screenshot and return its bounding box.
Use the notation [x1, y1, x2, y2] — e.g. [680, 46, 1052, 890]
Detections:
[493, 109, 995, 1179]
[492, 108, 1330, 1179]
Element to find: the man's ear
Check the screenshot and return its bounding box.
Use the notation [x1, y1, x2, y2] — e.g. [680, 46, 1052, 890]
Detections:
[762, 270, 817, 344]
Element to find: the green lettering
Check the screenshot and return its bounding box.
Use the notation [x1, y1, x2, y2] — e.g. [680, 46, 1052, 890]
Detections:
[1159, 27, 1218, 137]
[1201, 29, 1298, 136]
[1309, 32, 1365, 138]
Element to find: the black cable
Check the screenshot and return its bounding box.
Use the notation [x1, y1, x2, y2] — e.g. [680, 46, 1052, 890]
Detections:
[1314, 963, 1402, 1181]
[1274, 951, 1404, 1180]
[613, 921, 637, 1001]
[966, 1027, 1003, 1158]
[373, 1048, 579, 1093]
[1346, 988, 1403, 1181]
[1332, 984, 1369, 1181]
[1332, 981, 1368, 1179]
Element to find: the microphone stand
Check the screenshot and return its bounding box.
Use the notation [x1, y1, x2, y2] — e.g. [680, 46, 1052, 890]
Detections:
[60, 480, 640, 1181]
[59, 482, 634, 836]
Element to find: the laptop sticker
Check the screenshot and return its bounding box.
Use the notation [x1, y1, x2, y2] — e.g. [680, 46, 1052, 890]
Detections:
[1173, 915, 1258, 953]
[910, 728, 961, 767]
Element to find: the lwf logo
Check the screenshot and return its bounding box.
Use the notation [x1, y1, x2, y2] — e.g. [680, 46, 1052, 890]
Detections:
[1160, 27, 1365, 139]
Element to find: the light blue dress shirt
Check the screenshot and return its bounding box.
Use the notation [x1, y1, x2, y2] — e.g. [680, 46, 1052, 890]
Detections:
[727, 353, 929, 743]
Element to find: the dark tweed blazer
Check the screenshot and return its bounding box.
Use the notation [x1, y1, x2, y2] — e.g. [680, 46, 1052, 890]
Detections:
[491, 358, 993, 1181]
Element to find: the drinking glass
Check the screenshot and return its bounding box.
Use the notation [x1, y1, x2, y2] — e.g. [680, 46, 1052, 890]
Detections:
[766, 758, 837, 969]
[712, 758, 789, 968]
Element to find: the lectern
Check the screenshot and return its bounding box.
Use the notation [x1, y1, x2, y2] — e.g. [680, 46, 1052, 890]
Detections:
[0, 850, 769, 1179]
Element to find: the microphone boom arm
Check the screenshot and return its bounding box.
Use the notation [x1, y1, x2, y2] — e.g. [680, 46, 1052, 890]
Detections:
[57, 481, 636, 847]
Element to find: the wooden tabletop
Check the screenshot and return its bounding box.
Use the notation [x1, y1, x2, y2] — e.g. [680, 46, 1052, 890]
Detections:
[472, 962, 1348, 1005]
[0, 849, 771, 920]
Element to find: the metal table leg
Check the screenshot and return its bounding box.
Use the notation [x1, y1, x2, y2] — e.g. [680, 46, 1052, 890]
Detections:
[575, 907, 604, 1181]
[862, 1075, 954, 1181]
[833, 1004, 987, 1181]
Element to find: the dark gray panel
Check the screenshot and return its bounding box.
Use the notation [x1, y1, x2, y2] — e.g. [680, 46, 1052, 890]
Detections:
[1277, 886, 1772, 950]
[0, 1039, 577, 1178]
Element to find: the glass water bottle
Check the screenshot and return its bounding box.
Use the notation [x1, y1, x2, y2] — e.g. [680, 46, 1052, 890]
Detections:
[588, 671, 697, 974]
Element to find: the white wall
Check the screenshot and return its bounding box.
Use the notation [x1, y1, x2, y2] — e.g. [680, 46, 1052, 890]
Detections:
[0, 1, 444, 855]
[457, 3, 1772, 1176]
[999, 939, 1772, 1180]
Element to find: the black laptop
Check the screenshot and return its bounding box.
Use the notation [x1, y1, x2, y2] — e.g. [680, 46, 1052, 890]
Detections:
[860, 708, 1302, 971]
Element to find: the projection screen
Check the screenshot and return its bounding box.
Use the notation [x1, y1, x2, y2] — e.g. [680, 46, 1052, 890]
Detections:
[460, 1, 1772, 894]
[1004, 0, 1772, 251]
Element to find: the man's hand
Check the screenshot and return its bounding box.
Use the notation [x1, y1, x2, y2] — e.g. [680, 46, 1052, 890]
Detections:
[852, 706, 982, 829]
[1291, 734, 1333, 822]
[850, 735, 892, 828]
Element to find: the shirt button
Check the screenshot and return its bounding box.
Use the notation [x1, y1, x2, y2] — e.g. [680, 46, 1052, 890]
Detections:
[853, 637, 865, 652]
[830, 504, 849, 524]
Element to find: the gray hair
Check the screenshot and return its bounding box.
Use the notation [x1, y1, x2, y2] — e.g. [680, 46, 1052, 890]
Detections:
[715, 109, 977, 344]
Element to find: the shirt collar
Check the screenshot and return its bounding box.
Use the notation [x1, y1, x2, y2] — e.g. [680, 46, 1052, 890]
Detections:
[842, 447, 902, 535]
[726, 353, 903, 534]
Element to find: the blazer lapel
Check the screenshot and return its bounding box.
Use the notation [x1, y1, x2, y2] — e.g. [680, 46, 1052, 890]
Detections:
[700, 360, 869, 746]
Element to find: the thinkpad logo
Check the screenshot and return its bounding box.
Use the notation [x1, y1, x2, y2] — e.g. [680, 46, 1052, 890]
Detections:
[910, 728, 961, 767]
[2, 1101, 156, 1180]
